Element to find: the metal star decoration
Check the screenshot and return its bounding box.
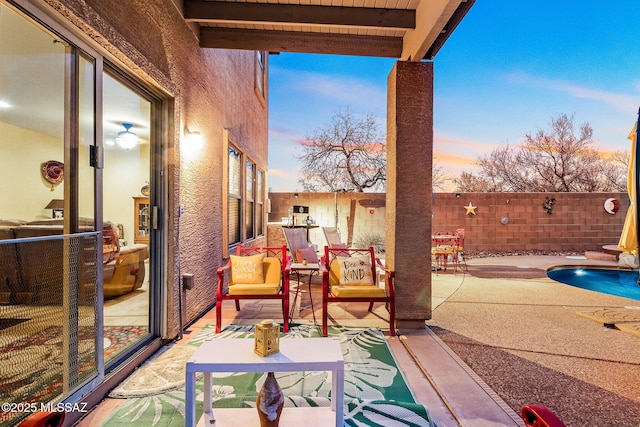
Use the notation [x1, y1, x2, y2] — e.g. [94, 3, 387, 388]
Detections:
[464, 202, 477, 215]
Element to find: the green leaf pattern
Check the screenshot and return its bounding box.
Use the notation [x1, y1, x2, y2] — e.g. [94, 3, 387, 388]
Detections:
[101, 325, 434, 426]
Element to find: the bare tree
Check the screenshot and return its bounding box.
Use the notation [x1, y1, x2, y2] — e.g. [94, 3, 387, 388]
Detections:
[432, 159, 448, 191]
[456, 114, 627, 192]
[296, 108, 386, 192]
[453, 171, 503, 192]
[606, 150, 630, 191]
[610, 150, 630, 170]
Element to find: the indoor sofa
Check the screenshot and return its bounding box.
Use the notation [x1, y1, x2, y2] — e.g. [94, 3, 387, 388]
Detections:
[0, 218, 148, 304]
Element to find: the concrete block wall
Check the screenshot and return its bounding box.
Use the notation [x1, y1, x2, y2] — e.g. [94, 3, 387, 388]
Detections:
[268, 192, 630, 254]
[268, 192, 386, 249]
[437, 192, 629, 253]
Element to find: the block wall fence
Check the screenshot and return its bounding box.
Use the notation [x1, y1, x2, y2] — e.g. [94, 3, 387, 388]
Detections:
[267, 192, 630, 254]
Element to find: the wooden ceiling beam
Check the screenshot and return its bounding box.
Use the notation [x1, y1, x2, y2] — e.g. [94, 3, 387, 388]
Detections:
[402, 0, 473, 61]
[185, 0, 415, 30]
[200, 27, 403, 57]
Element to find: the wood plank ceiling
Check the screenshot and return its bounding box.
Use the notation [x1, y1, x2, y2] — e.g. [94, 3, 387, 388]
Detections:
[183, 0, 475, 60]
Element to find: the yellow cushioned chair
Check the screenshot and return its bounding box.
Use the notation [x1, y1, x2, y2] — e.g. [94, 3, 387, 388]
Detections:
[321, 245, 395, 337]
[215, 245, 290, 333]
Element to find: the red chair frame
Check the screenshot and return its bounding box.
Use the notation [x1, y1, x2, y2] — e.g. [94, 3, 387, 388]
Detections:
[321, 246, 395, 337]
[432, 231, 462, 273]
[521, 404, 566, 427]
[18, 411, 65, 427]
[215, 245, 290, 333]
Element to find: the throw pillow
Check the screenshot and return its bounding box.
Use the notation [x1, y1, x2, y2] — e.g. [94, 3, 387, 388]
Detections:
[230, 253, 266, 284]
[336, 255, 374, 286]
[295, 246, 319, 263]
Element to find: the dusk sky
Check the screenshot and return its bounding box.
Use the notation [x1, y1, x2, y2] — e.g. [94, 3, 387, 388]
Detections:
[267, 1, 640, 192]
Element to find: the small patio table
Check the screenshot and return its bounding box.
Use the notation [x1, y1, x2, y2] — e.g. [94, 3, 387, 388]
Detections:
[289, 262, 320, 325]
[185, 337, 344, 427]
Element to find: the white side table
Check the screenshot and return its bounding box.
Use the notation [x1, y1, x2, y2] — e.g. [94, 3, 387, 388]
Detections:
[185, 337, 344, 427]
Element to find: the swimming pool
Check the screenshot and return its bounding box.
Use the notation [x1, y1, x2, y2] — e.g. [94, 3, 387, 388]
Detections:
[547, 267, 640, 301]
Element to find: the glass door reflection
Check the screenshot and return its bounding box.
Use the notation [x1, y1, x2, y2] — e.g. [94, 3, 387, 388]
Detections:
[101, 71, 152, 363]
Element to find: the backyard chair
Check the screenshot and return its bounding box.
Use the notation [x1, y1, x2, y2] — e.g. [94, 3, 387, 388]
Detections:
[321, 245, 395, 337]
[431, 231, 461, 273]
[455, 228, 465, 255]
[283, 227, 318, 264]
[215, 245, 290, 333]
[322, 226, 345, 248]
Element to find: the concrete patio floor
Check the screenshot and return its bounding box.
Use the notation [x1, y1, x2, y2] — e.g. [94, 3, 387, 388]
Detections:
[77, 254, 640, 427]
[429, 254, 640, 426]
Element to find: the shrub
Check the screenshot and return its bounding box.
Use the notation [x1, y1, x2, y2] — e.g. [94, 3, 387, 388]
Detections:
[353, 232, 385, 254]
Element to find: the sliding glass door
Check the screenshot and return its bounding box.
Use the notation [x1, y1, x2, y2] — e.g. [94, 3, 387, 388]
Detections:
[0, 2, 162, 421]
[0, 3, 100, 423]
[101, 70, 153, 362]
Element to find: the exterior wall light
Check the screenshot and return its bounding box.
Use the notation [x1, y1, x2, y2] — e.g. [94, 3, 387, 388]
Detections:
[185, 129, 203, 146]
[183, 128, 204, 160]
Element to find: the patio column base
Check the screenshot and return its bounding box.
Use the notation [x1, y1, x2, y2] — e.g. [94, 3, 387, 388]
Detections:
[395, 319, 427, 330]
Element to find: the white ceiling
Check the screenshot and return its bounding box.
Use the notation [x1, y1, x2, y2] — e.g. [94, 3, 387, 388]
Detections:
[0, 3, 150, 149]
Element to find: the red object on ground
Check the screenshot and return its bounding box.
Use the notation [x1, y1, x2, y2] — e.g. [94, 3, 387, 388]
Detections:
[18, 411, 65, 427]
[521, 404, 566, 427]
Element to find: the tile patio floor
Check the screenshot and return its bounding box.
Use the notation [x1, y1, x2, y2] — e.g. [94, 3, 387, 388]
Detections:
[77, 253, 638, 427]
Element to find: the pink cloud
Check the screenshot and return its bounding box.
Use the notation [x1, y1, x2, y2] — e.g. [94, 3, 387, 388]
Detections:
[268, 169, 288, 176]
[506, 72, 638, 112]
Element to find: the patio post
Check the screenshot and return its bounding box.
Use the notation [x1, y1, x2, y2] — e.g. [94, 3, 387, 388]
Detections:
[386, 61, 433, 328]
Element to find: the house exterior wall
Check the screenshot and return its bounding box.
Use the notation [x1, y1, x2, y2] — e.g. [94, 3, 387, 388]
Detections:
[42, 0, 268, 334]
[268, 192, 629, 254]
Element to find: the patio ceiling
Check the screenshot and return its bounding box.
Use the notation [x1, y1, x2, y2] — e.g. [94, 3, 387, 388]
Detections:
[184, 0, 475, 60]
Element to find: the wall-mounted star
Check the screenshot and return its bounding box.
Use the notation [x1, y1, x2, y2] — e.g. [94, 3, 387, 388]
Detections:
[464, 202, 477, 215]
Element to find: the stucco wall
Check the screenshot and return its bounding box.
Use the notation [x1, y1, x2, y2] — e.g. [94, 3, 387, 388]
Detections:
[50, 0, 268, 335]
[268, 192, 629, 254]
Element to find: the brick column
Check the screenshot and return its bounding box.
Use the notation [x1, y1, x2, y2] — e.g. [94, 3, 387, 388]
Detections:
[386, 61, 433, 328]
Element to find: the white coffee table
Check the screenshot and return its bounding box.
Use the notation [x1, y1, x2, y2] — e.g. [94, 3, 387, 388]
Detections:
[185, 337, 344, 427]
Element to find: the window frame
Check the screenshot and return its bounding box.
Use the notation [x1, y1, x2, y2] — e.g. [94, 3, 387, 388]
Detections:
[245, 159, 255, 241]
[256, 168, 265, 237]
[227, 143, 242, 247]
[222, 130, 266, 257]
[254, 50, 267, 108]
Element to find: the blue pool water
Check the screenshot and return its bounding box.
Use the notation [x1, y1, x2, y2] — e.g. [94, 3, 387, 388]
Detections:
[547, 267, 640, 301]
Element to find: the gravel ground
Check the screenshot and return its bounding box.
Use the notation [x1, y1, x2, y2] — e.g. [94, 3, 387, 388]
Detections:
[431, 326, 640, 426]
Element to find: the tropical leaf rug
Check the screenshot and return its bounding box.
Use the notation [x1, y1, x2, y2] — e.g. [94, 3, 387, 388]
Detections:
[102, 324, 435, 426]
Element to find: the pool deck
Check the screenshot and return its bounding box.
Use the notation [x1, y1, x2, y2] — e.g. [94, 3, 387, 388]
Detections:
[429, 254, 640, 426]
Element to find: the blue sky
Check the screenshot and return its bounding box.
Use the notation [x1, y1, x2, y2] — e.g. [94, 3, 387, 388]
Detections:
[267, 1, 640, 192]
